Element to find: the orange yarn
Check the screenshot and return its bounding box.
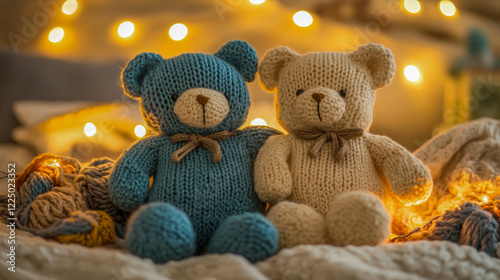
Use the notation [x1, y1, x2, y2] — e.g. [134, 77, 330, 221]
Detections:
[55, 211, 116, 247]
[16, 153, 80, 193]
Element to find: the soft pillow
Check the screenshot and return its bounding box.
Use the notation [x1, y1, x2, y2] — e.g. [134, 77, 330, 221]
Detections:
[12, 102, 143, 162]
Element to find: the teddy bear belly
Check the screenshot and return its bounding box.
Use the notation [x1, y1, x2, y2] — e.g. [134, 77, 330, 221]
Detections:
[147, 142, 264, 251]
[288, 138, 385, 216]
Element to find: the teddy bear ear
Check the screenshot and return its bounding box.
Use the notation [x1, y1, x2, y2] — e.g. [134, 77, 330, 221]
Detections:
[259, 46, 300, 91]
[214, 40, 258, 83]
[350, 43, 396, 89]
[121, 52, 163, 99]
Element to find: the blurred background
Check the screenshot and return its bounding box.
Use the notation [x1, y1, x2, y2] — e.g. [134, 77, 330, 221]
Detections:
[0, 0, 499, 169]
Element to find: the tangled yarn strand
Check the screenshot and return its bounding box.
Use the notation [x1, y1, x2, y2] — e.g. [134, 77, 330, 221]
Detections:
[392, 201, 500, 256]
[1, 153, 122, 246]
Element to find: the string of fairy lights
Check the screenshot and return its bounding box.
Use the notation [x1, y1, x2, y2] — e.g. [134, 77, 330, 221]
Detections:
[404, 0, 457, 16]
[46, 0, 458, 138]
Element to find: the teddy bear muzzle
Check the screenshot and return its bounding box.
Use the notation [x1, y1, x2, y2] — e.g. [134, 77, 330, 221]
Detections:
[173, 88, 230, 128]
[292, 87, 346, 129]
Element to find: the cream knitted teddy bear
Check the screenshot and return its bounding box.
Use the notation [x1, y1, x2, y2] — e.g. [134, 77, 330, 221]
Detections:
[255, 43, 432, 248]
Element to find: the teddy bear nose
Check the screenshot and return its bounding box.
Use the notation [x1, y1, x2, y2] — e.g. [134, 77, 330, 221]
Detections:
[196, 95, 210, 105]
[312, 93, 325, 102]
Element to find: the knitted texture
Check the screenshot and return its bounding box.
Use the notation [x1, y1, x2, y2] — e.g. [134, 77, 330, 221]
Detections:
[0, 153, 125, 246]
[325, 191, 391, 246]
[3, 120, 500, 279]
[126, 203, 196, 263]
[206, 213, 278, 263]
[407, 118, 500, 226]
[255, 44, 432, 248]
[5, 225, 500, 280]
[120, 40, 258, 136]
[45, 210, 116, 247]
[382, 118, 500, 255]
[110, 40, 280, 263]
[393, 201, 499, 256]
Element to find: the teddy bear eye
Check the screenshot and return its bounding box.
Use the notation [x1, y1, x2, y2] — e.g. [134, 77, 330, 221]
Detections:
[339, 89, 347, 98]
[171, 94, 179, 102]
[296, 89, 304, 96]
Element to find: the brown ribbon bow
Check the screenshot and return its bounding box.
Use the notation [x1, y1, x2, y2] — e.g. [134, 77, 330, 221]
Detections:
[171, 131, 236, 163]
[294, 128, 364, 160]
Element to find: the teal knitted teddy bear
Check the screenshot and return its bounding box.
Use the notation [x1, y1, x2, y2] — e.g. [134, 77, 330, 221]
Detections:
[108, 40, 279, 264]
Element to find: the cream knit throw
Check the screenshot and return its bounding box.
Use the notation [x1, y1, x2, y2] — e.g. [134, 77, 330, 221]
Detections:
[392, 118, 500, 233]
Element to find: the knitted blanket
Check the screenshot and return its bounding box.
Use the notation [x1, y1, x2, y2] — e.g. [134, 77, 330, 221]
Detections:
[1, 118, 500, 280]
[0, 226, 499, 280]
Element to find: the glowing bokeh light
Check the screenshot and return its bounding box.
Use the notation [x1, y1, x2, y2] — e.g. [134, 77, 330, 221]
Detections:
[134, 125, 147, 138]
[250, 118, 267, 126]
[48, 27, 64, 43]
[293, 11, 313, 27]
[249, 0, 266, 4]
[168, 23, 188, 41]
[439, 0, 456, 17]
[84, 122, 97, 137]
[404, 65, 421, 82]
[118, 21, 135, 38]
[62, 0, 78, 15]
[404, 0, 421, 14]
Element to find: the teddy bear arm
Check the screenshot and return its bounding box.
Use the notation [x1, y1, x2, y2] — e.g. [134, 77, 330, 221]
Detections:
[364, 134, 432, 206]
[254, 135, 293, 204]
[239, 126, 282, 160]
[109, 138, 160, 212]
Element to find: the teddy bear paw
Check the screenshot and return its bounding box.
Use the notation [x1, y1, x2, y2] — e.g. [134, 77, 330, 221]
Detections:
[326, 191, 390, 246]
[125, 202, 196, 263]
[393, 178, 433, 206]
[266, 201, 327, 248]
[206, 213, 278, 263]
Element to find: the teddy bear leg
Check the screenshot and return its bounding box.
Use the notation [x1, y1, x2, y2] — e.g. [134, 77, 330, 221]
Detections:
[266, 201, 328, 249]
[125, 202, 196, 263]
[326, 191, 390, 246]
[205, 213, 278, 263]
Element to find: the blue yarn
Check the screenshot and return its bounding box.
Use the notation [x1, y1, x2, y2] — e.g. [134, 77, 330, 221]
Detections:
[19, 172, 54, 205]
[396, 202, 500, 256]
[109, 40, 280, 263]
[115, 223, 127, 239]
[125, 203, 196, 264]
[26, 212, 93, 238]
[458, 207, 498, 256]
[206, 213, 279, 263]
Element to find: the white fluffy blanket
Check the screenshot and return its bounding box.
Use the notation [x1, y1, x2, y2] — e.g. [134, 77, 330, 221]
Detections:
[1, 227, 500, 280]
[1, 118, 500, 280]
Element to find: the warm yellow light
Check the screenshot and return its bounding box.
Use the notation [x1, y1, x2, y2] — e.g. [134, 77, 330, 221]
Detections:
[48, 27, 64, 43]
[168, 23, 188, 41]
[84, 122, 97, 137]
[134, 125, 147, 138]
[404, 0, 421, 14]
[118, 21, 135, 38]
[249, 0, 265, 4]
[250, 118, 267, 126]
[62, 0, 78, 15]
[404, 65, 420, 82]
[293, 11, 313, 27]
[481, 195, 489, 203]
[46, 160, 60, 168]
[439, 0, 456, 17]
